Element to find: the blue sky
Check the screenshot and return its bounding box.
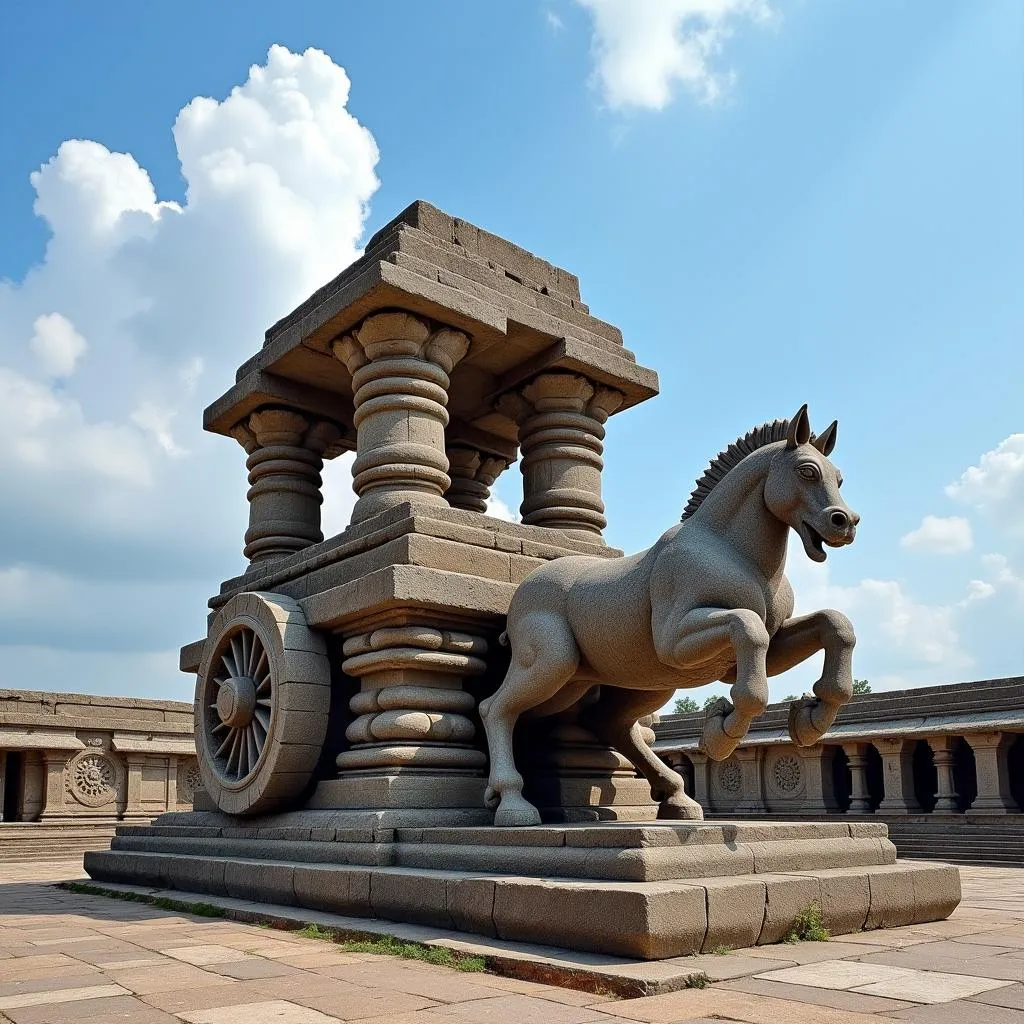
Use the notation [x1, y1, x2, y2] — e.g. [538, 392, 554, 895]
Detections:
[0, 0, 1021, 704]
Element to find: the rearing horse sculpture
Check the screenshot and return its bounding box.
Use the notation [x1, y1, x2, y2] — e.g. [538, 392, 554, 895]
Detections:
[480, 405, 860, 827]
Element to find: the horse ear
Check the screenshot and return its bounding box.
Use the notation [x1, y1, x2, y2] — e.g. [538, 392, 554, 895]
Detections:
[786, 404, 811, 448]
[812, 420, 838, 456]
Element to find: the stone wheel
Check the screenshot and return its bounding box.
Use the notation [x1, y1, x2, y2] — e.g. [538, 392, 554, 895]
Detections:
[195, 591, 330, 816]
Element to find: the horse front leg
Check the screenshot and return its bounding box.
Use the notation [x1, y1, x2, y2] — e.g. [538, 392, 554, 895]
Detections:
[766, 609, 856, 747]
[658, 607, 770, 761]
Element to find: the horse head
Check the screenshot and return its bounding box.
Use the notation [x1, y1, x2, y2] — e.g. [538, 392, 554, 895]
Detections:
[763, 404, 860, 563]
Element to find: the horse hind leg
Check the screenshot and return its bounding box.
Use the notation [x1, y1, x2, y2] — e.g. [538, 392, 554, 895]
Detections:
[582, 688, 703, 820]
[479, 612, 579, 827]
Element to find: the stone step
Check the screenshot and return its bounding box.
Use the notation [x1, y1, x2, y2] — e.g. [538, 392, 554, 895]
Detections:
[84, 846, 960, 960]
[892, 843, 1024, 863]
[108, 819, 898, 883]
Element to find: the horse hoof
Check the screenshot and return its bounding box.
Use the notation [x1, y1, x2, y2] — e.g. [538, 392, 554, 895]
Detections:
[657, 795, 704, 821]
[494, 796, 542, 828]
[699, 697, 741, 761]
[788, 694, 821, 747]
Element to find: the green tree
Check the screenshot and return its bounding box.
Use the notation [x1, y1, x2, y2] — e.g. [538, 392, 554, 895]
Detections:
[673, 693, 725, 714]
[781, 681, 870, 703]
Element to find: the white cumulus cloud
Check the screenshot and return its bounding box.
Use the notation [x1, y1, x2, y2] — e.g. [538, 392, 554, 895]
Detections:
[29, 313, 88, 377]
[981, 554, 1024, 600]
[576, 0, 773, 110]
[900, 514, 973, 554]
[0, 45, 379, 697]
[783, 537, 974, 695]
[946, 434, 1024, 536]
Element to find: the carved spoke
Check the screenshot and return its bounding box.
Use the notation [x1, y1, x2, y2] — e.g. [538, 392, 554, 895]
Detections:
[204, 624, 273, 786]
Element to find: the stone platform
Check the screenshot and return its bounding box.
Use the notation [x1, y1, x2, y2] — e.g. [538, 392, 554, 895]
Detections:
[84, 817, 960, 960]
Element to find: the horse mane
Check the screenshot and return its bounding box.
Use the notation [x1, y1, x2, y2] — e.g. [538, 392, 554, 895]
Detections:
[681, 417, 794, 521]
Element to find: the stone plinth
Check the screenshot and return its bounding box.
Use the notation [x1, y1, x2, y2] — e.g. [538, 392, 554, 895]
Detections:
[179, 501, 625, 826]
[86, 817, 960, 960]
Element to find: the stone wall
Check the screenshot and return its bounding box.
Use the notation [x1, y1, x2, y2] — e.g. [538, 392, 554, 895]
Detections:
[654, 677, 1024, 817]
[0, 690, 197, 822]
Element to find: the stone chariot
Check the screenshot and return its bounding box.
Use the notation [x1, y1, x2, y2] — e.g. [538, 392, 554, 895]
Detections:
[87, 202, 959, 959]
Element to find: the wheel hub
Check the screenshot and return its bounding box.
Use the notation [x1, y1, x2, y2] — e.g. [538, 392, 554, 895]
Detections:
[216, 676, 257, 728]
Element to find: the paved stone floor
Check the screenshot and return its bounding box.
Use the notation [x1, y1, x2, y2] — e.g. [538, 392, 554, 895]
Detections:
[0, 861, 1021, 1022]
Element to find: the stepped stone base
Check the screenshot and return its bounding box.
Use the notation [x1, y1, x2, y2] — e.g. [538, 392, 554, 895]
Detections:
[0, 820, 122, 863]
[84, 815, 960, 959]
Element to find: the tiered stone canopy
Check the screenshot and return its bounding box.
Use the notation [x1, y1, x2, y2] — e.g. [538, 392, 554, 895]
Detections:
[186, 201, 659, 824]
[204, 200, 658, 550]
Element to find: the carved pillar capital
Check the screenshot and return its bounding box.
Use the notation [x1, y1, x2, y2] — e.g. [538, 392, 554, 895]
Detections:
[497, 371, 624, 537]
[333, 312, 470, 523]
[231, 406, 344, 564]
[445, 445, 509, 514]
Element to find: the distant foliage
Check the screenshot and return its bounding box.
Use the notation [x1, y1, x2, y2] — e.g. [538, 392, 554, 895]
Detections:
[673, 694, 725, 714]
[783, 680, 870, 703]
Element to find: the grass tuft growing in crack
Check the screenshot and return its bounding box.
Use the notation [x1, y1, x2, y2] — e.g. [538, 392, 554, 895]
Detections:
[64, 882, 225, 918]
[782, 902, 829, 944]
[683, 971, 711, 989]
[296, 923, 486, 971]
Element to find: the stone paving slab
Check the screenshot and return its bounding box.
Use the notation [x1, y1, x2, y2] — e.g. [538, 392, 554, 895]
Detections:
[0, 860, 1021, 1021]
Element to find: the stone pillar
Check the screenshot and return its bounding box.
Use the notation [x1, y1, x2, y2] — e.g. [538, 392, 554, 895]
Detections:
[21, 752, 44, 821]
[688, 750, 711, 810]
[123, 755, 147, 819]
[444, 445, 508, 514]
[968, 732, 1016, 814]
[842, 742, 874, 813]
[876, 738, 920, 814]
[498, 372, 623, 537]
[798, 745, 837, 812]
[231, 408, 343, 564]
[333, 312, 469, 523]
[39, 751, 67, 818]
[736, 746, 764, 814]
[928, 736, 961, 813]
[328, 624, 489, 815]
[166, 755, 179, 813]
